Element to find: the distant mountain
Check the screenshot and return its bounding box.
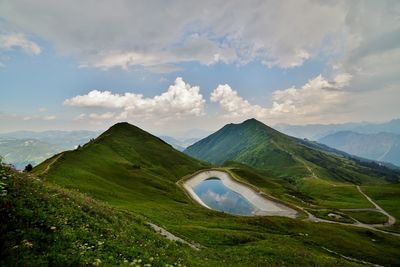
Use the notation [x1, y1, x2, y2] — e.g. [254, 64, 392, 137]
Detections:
[0, 138, 59, 169]
[159, 135, 201, 151]
[319, 131, 400, 167]
[0, 130, 100, 150]
[185, 119, 400, 184]
[275, 119, 400, 140]
[0, 130, 99, 169]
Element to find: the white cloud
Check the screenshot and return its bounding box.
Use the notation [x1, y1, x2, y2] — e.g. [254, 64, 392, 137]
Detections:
[64, 77, 205, 120]
[79, 34, 237, 72]
[211, 73, 353, 123]
[270, 74, 351, 117]
[0, 0, 348, 71]
[210, 84, 268, 118]
[89, 112, 115, 120]
[22, 115, 56, 121]
[0, 33, 41, 55]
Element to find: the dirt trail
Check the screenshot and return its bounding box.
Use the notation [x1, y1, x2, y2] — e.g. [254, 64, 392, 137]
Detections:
[356, 185, 396, 226]
[147, 222, 201, 250]
[301, 185, 399, 237]
[37, 153, 63, 176]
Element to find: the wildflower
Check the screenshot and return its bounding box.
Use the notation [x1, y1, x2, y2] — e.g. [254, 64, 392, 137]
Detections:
[22, 240, 33, 248]
[93, 258, 102, 266]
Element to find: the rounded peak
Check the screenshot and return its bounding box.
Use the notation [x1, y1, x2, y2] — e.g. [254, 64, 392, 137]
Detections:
[242, 118, 261, 124]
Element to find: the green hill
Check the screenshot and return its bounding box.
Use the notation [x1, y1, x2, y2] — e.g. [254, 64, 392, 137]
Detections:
[0, 163, 204, 266]
[33, 122, 207, 213]
[185, 119, 399, 184]
[25, 121, 400, 266]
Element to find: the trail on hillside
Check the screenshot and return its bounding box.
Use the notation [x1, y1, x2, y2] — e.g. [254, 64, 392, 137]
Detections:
[37, 153, 63, 176]
[147, 222, 201, 250]
[301, 186, 399, 237]
[356, 185, 396, 226]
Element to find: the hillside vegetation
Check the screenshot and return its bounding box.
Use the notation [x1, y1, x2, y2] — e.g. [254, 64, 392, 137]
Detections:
[26, 121, 400, 266]
[185, 119, 399, 184]
[0, 163, 202, 266]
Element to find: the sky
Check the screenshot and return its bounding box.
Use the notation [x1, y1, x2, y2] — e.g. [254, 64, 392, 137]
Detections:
[0, 0, 399, 136]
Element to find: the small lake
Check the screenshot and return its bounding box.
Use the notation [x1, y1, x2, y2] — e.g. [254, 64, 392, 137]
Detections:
[193, 177, 256, 215]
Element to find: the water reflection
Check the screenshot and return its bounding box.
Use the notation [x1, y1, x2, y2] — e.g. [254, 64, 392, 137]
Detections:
[193, 177, 256, 215]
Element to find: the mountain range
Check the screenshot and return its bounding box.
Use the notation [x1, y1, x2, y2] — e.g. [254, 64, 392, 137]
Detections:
[185, 119, 399, 184]
[319, 131, 400, 167]
[0, 130, 99, 169]
[275, 118, 400, 140]
[2, 120, 400, 266]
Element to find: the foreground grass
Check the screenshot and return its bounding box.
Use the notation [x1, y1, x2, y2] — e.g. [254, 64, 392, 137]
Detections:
[0, 165, 198, 266]
[27, 123, 400, 266]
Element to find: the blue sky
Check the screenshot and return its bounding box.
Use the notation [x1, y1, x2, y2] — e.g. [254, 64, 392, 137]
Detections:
[0, 1, 399, 135]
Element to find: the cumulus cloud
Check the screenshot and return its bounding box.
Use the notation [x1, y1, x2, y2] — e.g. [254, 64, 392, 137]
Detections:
[210, 84, 269, 118]
[270, 74, 351, 117]
[64, 77, 205, 120]
[0, 33, 41, 55]
[211, 73, 353, 123]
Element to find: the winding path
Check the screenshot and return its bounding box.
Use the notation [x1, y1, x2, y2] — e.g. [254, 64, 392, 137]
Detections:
[302, 185, 399, 237]
[36, 153, 63, 176]
[147, 222, 201, 250]
[355, 185, 396, 227]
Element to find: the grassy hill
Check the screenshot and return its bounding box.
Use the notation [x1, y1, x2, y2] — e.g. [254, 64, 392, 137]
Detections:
[23, 121, 400, 266]
[33, 122, 208, 215]
[185, 119, 400, 184]
[0, 163, 204, 266]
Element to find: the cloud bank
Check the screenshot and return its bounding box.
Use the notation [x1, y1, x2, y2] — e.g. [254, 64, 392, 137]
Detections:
[64, 77, 205, 120]
[211, 73, 353, 123]
[0, 0, 352, 71]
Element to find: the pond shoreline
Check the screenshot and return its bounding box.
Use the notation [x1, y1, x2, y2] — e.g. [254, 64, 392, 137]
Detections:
[180, 169, 298, 218]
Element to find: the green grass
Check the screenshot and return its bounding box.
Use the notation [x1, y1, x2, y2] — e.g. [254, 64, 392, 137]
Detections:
[0, 164, 201, 266]
[23, 123, 400, 266]
[343, 210, 388, 224]
[297, 179, 373, 209]
[362, 184, 400, 233]
[307, 209, 354, 223]
[185, 119, 399, 184]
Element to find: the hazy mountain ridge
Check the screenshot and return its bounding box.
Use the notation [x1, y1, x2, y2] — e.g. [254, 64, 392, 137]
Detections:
[275, 119, 400, 140]
[158, 136, 201, 151]
[319, 131, 400, 167]
[0, 130, 99, 169]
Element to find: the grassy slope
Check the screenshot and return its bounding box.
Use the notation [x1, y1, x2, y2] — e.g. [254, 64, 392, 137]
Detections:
[28, 123, 400, 266]
[34, 122, 208, 215]
[5, 165, 400, 266]
[362, 184, 400, 233]
[185, 119, 398, 184]
[0, 164, 202, 266]
[185, 119, 400, 220]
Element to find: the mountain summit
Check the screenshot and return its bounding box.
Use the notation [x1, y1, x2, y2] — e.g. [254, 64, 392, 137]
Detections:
[34, 122, 206, 208]
[185, 119, 399, 184]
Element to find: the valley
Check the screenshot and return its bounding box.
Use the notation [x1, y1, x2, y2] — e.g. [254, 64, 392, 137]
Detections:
[3, 120, 396, 266]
